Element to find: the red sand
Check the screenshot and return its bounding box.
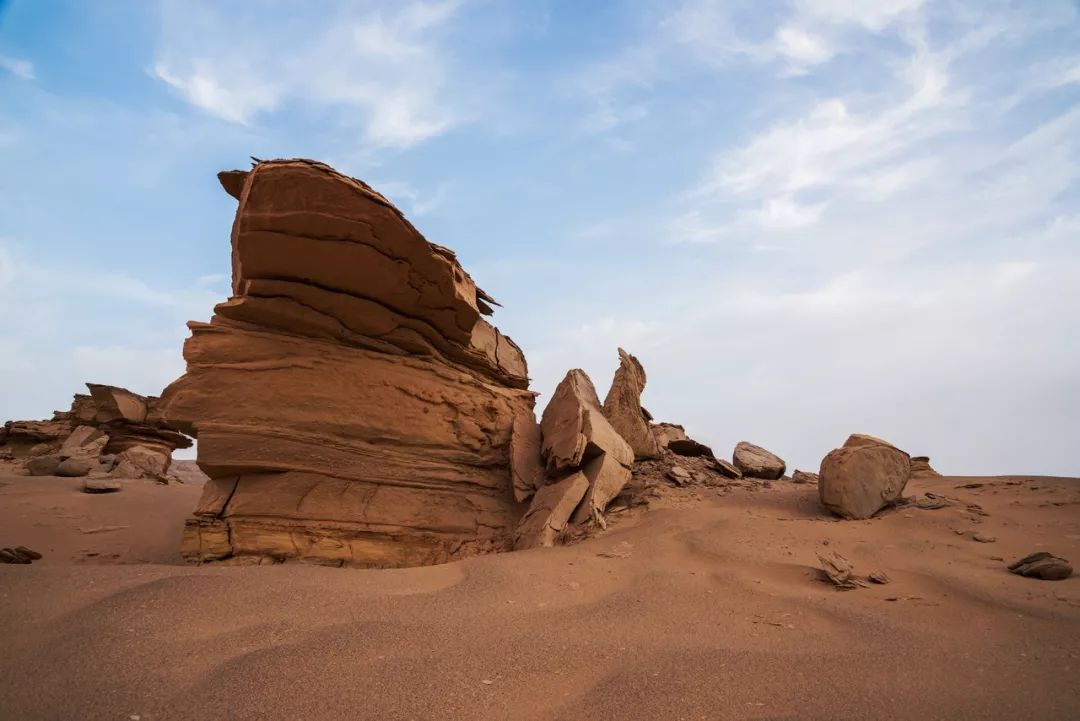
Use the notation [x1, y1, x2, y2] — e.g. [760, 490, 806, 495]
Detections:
[2, 469, 1079, 720]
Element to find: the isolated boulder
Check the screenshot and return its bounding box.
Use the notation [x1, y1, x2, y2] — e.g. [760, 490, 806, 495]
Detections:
[83, 478, 122, 494]
[601, 348, 660, 460]
[24, 454, 61, 477]
[819, 434, 910, 519]
[733, 441, 786, 480]
[791, 469, 819, 484]
[159, 160, 538, 568]
[910, 456, 941, 478]
[1007, 552, 1072, 581]
[514, 472, 589, 550]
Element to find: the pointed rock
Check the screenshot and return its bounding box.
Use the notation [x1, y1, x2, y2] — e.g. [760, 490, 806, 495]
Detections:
[540, 369, 632, 473]
[601, 348, 660, 460]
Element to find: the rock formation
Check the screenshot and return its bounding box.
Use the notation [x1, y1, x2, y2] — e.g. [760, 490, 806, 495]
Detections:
[157, 159, 539, 568]
[650, 423, 688, 450]
[1, 385, 190, 481]
[791, 469, 819, 484]
[733, 441, 786, 480]
[601, 348, 660, 460]
[524, 368, 633, 539]
[909, 456, 941, 478]
[818, 434, 910, 520]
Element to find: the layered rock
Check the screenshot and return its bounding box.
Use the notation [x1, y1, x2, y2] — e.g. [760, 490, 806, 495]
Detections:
[157, 159, 538, 568]
[733, 441, 786, 480]
[601, 348, 660, 460]
[910, 456, 942, 478]
[1, 385, 190, 480]
[819, 434, 910, 519]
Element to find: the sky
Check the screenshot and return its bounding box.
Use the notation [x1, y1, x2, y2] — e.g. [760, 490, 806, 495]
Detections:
[1, 0, 1078, 475]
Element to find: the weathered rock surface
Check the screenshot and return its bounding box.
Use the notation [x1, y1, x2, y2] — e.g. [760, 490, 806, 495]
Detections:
[83, 478, 122, 494]
[540, 368, 633, 528]
[650, 423, 688, 450]
[819, 434, 910, 520]
[791, 469, 819, 484]
[1007, 552, 1072, 580]
[160, 160, 539, 568]
[601, 348, 660, 460]
[711, 457, 742, 479]
[910, 456, 942, 478]
[514, 472, 589, 549]
[112, 445, 170, 481]
[56, 457, 93, 477]
[25, 455, 61, 477]
[733, 441, 786, 480]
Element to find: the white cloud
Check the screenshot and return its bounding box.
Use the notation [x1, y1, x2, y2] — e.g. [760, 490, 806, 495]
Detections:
[0, 54, 34, 80]
[152, 0, 463, 148]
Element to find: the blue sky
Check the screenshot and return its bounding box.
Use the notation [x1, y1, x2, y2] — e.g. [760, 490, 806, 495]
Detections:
[1, 0, 1078, 474]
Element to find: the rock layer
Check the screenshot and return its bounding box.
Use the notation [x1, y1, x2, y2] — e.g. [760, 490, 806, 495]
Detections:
[157, 160, 539, 568]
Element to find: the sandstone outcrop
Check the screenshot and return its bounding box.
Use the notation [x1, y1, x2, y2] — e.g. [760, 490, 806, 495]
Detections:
[601, 348, 660, 460]
[733, 441, 786, 480]
[791, 469, 819, 484]
[819, 434, 910, 520]
[1, 385, 191, 482]
[157, 159, 539, 568]
[910, 456, 941, 478]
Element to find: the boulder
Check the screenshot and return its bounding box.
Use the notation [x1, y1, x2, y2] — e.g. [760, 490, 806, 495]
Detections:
[24, 455, 61, 477]
[87, 383, 148, 424]
[56, 457, 93, 477]
[819, 434, 910, 519]
[650, 423, 688, 449]
[601, 348, 660, 460]
[733, 441, 786, 480]
[791, 469, 819, 484]
[514, 473, 590, 550]
[158, 160, 539, 567]
[83, 478, 122, 494]
[111, 445, 171, 480]
[1007, 552, 1072, 581]
[541, 369, 633, 473]
[910, 456, 941, 478]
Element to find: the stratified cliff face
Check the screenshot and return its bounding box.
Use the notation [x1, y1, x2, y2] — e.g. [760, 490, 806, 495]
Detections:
[160, 160, 538, 568]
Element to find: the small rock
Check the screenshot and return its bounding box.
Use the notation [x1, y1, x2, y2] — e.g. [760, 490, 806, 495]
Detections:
[83, 478, 122, 494]
[817, 551, 867, 590]
[972, 532, 996, 543]
[666, 465, 692, 486]
[1008, 552, 1073, 581]
[868, 570, 890, 584]
[791, 470, 819, 484]
[14, 546, 42, 560]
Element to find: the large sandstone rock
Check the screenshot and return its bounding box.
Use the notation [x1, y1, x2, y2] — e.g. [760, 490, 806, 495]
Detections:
[112, 445, 170, 480]
[819, 434, 910, 519]
[601, 348, 660, 460]
[514, 472, 590, 550]
[87, 384, 148, 424]
[160, 160, 539, 568]
[650, 423, 688, 449]
[733, 441, 786, 480]
[59, 425, 106, 459]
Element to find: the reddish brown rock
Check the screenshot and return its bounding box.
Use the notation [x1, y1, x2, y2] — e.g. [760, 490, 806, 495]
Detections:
[650, 423, 688, 450]
[819, 434, 910, 519]
[540, 370, 633, 473]
[910, 456, 941, 478]
[601, 348, 660, 460]
[733, 441, 786, 480]
[87, 384, 148, 424]
[514, 472, 590, 549]
[791, 469, 819, 484]
[510, 413, 545, 503]
[159, 159, 539, 568]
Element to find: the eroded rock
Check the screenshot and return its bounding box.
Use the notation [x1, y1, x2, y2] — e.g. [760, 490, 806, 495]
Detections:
[910, 456, 942, 478]
[158, 159, 539, 568]
[733, 441, 786, 480]
[1008, 552, 1072, 580]
[819, 434, 910, 520]
[601, 348, 660, 460]
[514, 472, 590, 549]
[791, 470, 819, 484]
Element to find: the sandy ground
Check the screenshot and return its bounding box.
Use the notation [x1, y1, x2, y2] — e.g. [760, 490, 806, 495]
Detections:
[1, 469, 1079, 721]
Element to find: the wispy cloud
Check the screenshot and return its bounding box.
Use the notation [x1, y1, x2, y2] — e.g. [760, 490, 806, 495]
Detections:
[152, 0, 463, 148]
[0, 53, 34, 80]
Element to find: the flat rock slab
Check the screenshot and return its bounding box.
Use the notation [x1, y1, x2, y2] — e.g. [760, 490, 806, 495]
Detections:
[83, 479, 122, 494]
[1008, 552, 1072, 580]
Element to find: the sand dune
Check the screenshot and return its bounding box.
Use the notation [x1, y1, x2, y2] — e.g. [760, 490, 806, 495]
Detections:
[2, 470, 1078, 720]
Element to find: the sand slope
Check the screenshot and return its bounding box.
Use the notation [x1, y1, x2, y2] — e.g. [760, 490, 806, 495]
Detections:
[1, 471, 1079, 720]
